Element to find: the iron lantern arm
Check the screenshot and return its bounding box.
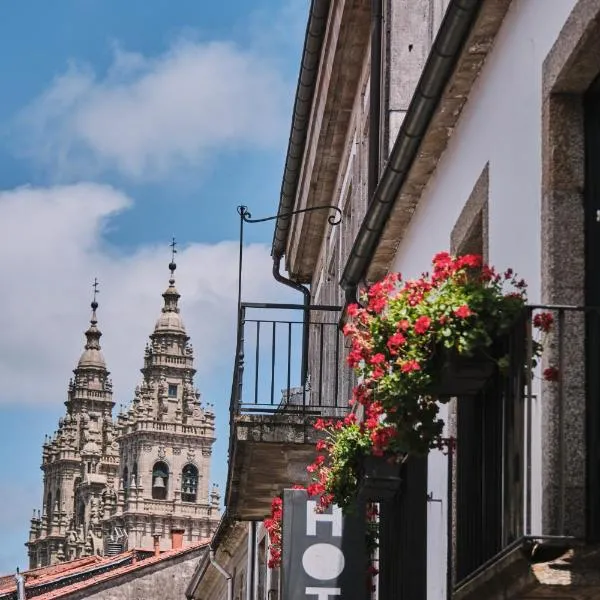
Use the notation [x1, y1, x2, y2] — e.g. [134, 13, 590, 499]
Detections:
[237, 204, 343, 226]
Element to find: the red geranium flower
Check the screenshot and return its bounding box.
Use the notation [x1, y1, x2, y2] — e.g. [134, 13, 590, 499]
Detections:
[400, 360, 421, 373]
[454, 304, 473, 318]
[533, 312, 554, 333]
[414, 315, 431, 334]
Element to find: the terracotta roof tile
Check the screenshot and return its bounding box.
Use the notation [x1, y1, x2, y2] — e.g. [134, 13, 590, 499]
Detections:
[0, 556, 103, 592]
[1, 541, 209, 600]
[0, 554, 130, 598]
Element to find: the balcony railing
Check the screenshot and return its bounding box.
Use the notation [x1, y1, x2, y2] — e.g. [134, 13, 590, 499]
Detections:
[452, 304, 594, 592]
[229, 302, 349, 419]
[225, 302, 350, 517]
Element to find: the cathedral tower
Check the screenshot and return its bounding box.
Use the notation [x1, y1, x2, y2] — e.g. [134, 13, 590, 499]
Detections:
[103, 254, 220, 552]
[27, 286, 119, 568]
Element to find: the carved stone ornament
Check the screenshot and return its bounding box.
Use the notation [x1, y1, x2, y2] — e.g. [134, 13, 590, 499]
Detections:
[158, 446, 166, 459]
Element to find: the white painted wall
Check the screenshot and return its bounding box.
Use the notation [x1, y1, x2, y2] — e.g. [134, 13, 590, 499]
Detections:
[388, 2, 578, 598]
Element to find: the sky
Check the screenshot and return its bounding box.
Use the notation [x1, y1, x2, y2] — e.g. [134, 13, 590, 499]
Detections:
[0, 0, 306, 573]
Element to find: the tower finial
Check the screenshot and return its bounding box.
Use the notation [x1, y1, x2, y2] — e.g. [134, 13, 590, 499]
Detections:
[92, 278, 99, 312]
[80, 279, 104, 360]
[169, 238, 177, 282]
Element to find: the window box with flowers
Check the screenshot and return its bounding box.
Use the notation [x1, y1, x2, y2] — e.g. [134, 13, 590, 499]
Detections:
[305, 252, 556, 512]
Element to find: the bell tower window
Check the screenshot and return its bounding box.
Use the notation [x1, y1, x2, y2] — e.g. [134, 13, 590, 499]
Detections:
[168, 384, 178, 398]
[122, 466, 129, 498]
[181, 464, 199, 502]
[46, 492, 52, 519]
[152, 462, 169, 500]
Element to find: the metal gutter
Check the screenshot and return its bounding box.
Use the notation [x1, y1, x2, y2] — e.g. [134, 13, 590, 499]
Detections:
[340, 0, 483, 304]
[209, 551, 233, 600]
[185, 552, 210, 600]
[185, 514, 236, 599]
[271, 0, 330, 259]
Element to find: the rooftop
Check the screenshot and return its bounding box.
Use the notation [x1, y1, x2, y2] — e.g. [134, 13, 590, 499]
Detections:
[0, 541, 209, 600]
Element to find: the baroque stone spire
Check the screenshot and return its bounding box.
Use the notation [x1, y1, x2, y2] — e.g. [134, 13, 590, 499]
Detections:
[77, 279, 106, 369]
[28, 280, 119, 569]
[107, 243, 219, 551]
[153, 241, 186, 335]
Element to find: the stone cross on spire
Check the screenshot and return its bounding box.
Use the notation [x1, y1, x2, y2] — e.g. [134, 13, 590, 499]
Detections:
[92, 277, 99, 309]
[169, 237, 177, 282]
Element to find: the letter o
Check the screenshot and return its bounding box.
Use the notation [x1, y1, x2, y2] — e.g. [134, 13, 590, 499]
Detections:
[302, 543, 345, 580]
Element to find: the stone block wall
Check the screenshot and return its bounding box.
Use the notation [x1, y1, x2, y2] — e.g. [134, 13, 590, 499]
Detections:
[61, 550, 204, 600]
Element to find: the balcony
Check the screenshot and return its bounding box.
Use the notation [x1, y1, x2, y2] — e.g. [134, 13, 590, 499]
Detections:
[451, 305, 600, 600]
[225, 302, 349, 520]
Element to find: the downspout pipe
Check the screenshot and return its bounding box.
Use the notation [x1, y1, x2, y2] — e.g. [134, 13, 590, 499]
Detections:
[368, 0, 383, 203]
[209, 550, 233, 600]
[273, 255, 311, 388]
[341, 0, 482, 305]
[272, 0, 329, 260]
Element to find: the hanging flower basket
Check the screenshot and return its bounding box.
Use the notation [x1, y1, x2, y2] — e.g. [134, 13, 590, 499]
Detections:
[357, 453, 405, 502]
[303, 253, 558, 514]
[429, 343, 503, 397]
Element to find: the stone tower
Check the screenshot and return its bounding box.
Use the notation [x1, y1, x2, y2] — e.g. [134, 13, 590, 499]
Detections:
[102, 258, 220, 552]
[27, 292, 119, 568]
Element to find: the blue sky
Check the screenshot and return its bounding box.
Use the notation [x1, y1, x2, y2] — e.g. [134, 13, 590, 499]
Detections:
[0, 1, 305, 573]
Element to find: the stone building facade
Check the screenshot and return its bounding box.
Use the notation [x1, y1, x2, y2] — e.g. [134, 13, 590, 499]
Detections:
[259, 0, 600, 598]
[26, 261, 220, 568]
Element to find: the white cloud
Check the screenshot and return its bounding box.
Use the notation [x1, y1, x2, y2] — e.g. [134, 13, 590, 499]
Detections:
[13, 39, 290, 180]
[0, 183, 292, 407]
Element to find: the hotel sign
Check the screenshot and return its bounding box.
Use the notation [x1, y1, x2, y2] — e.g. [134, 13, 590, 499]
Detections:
[282, 489, 366, 600]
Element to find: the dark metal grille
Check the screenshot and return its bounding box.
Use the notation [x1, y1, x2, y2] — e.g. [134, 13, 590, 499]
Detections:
[455, 380, 504, 581]
[378, 456, 428, 600]
[452, 305, 600, 587]
[454, 312, 527, 584]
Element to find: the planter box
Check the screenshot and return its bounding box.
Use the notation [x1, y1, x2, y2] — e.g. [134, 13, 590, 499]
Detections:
[431, 345, 503, 398]
[357, 454, 405, 501]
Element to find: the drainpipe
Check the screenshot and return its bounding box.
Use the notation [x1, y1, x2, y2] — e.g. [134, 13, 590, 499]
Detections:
[273, 255, 311, 388]
[209, 550, 233, 600]
[15, 568, 25, 600]
[246, 522, 257, 600]
[368, 0, 383, 203]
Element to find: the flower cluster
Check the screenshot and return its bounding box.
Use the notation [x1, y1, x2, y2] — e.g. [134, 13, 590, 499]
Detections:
[306, 252, 556, 511]
[263, 496, 283, 569]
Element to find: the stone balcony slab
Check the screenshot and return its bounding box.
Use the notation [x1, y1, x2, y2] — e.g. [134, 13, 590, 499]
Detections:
[226, 413, 322, 520]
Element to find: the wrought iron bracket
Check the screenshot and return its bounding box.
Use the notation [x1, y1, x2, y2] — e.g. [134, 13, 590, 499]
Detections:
[237, 204, 343, 226]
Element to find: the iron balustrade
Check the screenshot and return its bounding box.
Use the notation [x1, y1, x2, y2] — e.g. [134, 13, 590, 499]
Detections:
[452, 304, 596, 589]
[229, 302, 349, 419]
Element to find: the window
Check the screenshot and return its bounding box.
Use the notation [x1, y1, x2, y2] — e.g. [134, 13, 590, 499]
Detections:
[45, 492, 52, 519]
[152, 461, 169, 500]
[122, 466, 129, 492]
[181, 464, 199, 502]
[73, 477, 81, 518]
[168, 384, 178, 398]
[132, 462, 138, 487]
